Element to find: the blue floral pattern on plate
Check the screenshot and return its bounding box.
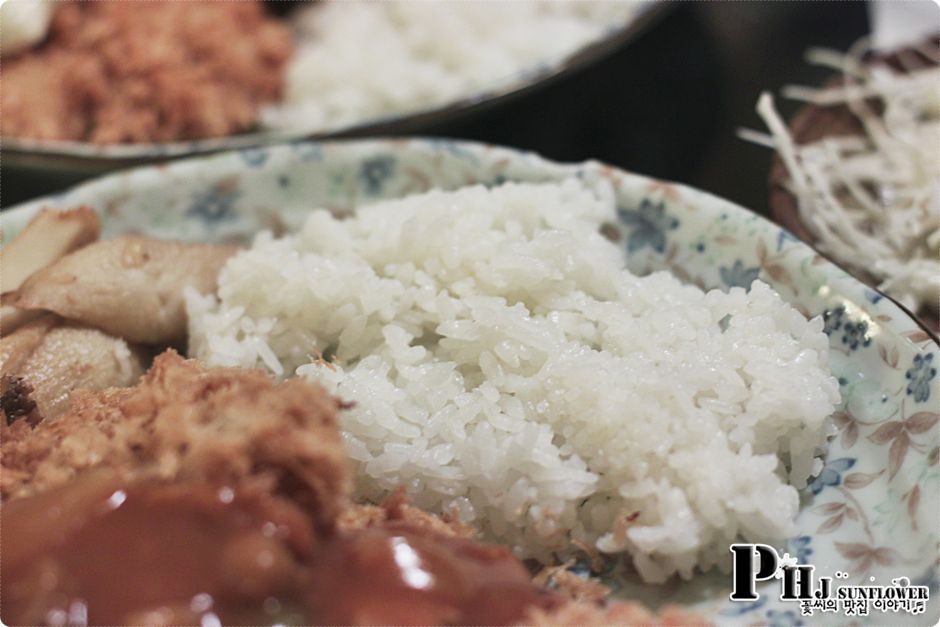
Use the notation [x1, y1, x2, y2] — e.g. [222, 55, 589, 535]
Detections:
[359, 155, 395, 194]
[822, 306, 873, 351]
[823, 306, 846, 335]
[617, 199, 678, 253]
[720, 259, 761, 289]
[788, 535, 814, 565]
[766, 608, 805, 627]
[186, 184, 240, 224]
[238, 147, 269, 168]
[906, 353, 936, 403]
[809, 458, 856, 495]
[841, 320, 872, 351]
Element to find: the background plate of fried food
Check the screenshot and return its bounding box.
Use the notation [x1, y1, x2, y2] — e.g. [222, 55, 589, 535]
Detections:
[0, 0, 663, 178]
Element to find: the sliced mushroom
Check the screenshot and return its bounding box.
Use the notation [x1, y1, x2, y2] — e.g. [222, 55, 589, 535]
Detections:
[11, 236, 239, 344]
[1, 206, 100, 295]
[0, 315, 58, 379]
[1, 323, 146, 424]
[1, 206, 100, 336]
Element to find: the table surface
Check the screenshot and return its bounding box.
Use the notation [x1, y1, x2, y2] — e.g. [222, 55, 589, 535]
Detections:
[0, 1, 872, 215]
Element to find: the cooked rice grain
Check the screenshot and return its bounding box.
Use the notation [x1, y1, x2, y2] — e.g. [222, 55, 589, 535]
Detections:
[187, 180, 839, 582]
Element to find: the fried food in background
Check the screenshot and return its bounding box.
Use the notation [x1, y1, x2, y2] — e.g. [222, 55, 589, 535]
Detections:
[0, 1, 292, 143]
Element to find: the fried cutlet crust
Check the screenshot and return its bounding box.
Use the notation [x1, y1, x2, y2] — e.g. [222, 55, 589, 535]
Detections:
[1, 1, 291, 143]
[0, 350, 350, 533]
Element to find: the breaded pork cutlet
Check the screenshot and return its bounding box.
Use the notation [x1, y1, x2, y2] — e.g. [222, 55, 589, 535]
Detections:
[1, 1, 291, 143]
[0, 352, 704, 625]
[1, 350, 350, 532]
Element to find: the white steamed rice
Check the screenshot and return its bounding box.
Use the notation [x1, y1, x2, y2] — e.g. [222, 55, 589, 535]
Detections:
[186, 179, 840, 583]
[261, 1, 639, 134]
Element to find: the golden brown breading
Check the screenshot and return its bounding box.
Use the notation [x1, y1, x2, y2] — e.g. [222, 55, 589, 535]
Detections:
[1, 1, 291, 143]
[0, 350, 350, 533]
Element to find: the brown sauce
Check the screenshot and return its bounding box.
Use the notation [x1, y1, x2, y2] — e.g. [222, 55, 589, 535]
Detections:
[1, 472, 559, 626]
[306, 520, 561, 625]
[1, 470, 312, 625]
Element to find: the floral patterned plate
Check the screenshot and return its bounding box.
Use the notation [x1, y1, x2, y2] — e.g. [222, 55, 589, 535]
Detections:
[2, 139, 937, 626]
